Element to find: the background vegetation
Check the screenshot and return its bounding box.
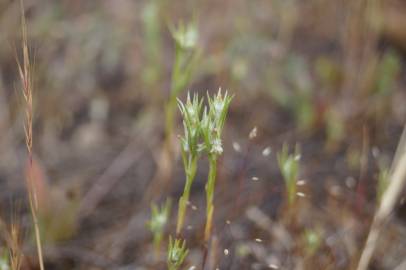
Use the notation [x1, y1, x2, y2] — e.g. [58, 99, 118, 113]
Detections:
[0, 0, 405, 269]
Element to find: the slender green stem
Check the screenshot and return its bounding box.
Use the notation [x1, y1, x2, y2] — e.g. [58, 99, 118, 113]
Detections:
[153, 231, 163, 257]
[165, 98, 176, 147]
[170, 47, 182, 95]
[164, 47, 183, 156]
[176, 156, 198, 235]
[204, 156, 217, 241]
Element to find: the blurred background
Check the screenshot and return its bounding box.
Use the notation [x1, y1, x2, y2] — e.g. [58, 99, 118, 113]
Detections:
[0, 0, 406, 269]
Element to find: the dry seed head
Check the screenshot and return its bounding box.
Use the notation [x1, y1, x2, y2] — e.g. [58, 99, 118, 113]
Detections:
[249, 126, 257, 139]
[232, 142, 241, 152]
[17, 4, 45, 270]
[262, 147, 271, 156]
[297, 179, 306, 186]
[296, 192, 306, 197]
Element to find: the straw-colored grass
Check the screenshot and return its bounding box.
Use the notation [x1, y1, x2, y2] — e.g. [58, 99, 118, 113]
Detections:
[15, 2, 45, 270]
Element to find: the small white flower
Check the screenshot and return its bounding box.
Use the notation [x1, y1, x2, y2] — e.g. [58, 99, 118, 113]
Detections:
[155, 212, 167, 227]
[172, 23, 198, 49]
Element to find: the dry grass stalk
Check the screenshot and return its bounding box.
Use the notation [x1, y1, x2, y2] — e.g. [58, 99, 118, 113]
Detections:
[0, 214, 23, 270]
[15, 2, 45, 270]
[357, 125, 406, 270]
[9, 221, 23, 270]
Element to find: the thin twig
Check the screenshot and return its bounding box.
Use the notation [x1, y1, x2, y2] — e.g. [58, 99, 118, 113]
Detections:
[357, 125, 406, 270]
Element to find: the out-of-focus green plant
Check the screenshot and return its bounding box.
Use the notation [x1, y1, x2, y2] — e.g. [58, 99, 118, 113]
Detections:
[315, 56, 342, 90]
[0, 249, 9, 270]
[167, 236, 188, 270]
[176, 94, 203, 234]
[375, 50, 400, 96]
[165, 20, 200, 151]
[201, 89, 233, 241]
[286, 56, 314, 129]
[325, 108, 345, 150]
[346, 146, 362, 171]
[268, 55, 316, 132]
[368, 50, 401, 122]
[277, 143, 301, 207]
[142, 0, 163, 93]
[150, 20, 201, 204]
[377, 167, 390, 205]
[303, 229, 322, 256]
[147, 198, 171, 256]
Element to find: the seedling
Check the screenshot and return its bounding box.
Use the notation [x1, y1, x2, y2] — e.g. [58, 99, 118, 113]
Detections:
[175, 89, 233, 242]
[303, 229, 322, 257]
[375, 49, 400, 96]
[141, 0, 163, 98]
[165, 20, 200, 152]
[150, 20, 201, 200]
[277, 143, 301, 207]
[147, 198, 171, 256]
[201, 89, 233, 241]
[167, 236, 189, 270]
[176, 94, 203, 234]
[0, 249, 9, 270]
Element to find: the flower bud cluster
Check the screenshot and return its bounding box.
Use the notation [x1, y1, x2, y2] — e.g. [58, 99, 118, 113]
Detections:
[178, 89, 233, 160]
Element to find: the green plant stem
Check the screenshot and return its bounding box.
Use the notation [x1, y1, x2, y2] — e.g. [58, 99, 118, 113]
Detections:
[204, 156, 217, 241]
[153, 232, 163, 257]
[176, 156, 198, 235]
[164, 48, 183, 157]
[171, 47, 182, 96]
[164, 98, 176, 149]
[287, 178, 296, 207]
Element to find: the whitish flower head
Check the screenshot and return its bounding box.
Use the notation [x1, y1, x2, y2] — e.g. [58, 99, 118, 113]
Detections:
[171, 22, 198, 50]
[210, 138, 223, 155]
[168, 237, 189, 269]
[200, 89, 233, 157]
[178, 93, 203, 156]
[147, 200, 171, 234]
[207, 89, 233, 130]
